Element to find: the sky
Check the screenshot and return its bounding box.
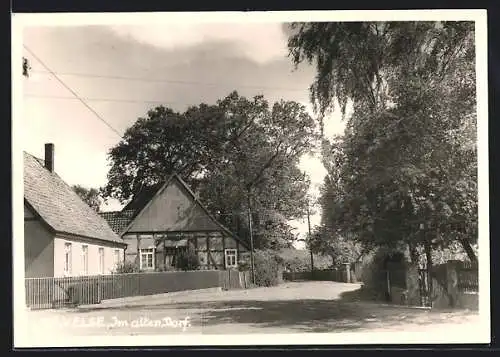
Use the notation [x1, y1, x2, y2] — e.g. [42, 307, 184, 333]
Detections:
[21, 22, 347, 247]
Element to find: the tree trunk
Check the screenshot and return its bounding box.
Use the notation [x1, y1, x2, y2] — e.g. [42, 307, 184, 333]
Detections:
[408, 242, 419, 266]
[424, 239, 433, 306]
[424, 241, 432, 269]
[459, 238, 477, 264]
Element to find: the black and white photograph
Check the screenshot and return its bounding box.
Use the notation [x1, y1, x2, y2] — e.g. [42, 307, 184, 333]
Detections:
[12, 10, 489, 347]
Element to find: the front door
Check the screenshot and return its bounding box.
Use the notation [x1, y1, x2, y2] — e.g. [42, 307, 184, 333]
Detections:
[164, 247, 187, 269]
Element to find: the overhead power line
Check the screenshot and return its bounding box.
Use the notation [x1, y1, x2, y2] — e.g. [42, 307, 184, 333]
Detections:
[23, 45, 123, 139]
[25, 94, 191, 106]
[29, 69, 307, 93]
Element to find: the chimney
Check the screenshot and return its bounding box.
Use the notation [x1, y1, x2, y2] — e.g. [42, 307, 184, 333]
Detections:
[44, 143, 54, 173]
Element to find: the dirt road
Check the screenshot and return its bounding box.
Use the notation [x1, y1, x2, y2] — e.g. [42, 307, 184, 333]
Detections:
[22, 282, 481, 339]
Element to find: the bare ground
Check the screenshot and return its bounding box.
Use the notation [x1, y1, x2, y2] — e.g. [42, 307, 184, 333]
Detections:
[23, 281, 480, 337]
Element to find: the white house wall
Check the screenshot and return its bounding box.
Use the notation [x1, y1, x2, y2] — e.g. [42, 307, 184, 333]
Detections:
[53, 236, 124, 277]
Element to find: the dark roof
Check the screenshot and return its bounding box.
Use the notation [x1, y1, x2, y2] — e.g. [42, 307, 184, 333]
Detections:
[122, 183, 163, 214]
[100, 183, 164, 235]
[23, 152, 126, 245]
[99, 210, 136, 235]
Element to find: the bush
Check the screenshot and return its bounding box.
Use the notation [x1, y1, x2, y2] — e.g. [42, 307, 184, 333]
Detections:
[278, 249, 333, 272]
[155, 263, 177, 272]
[429, 241, 476, 266]
[237, 259, 250, 272]
[114, 260, 139, 274]
[175, 246, 200, 271]
[253, 249, 284, 287]
[285, 256, 309, 272]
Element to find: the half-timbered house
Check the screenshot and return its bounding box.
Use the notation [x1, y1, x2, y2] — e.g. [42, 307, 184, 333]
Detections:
[100, 174, 250, 271]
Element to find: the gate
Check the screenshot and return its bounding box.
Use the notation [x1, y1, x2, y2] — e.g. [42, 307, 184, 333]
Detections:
[418, 269, 432, 307]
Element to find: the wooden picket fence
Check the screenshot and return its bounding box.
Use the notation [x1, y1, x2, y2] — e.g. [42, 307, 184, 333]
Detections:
[457, 262, 478, 293]
[25, 269, 251, 309]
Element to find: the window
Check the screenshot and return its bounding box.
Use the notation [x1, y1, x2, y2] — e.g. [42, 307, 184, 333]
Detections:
[64, 243, 72, 275]
[113, 249, 121, 267]
[140, 248, 155, 270]
[224, 249, 238, 268]
[98, 248, 104, 274]
[81, 245, 88, 275]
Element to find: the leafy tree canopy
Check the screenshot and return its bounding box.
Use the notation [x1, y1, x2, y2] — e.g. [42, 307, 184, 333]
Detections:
[23, 57, 31, 78]
[73, 185, 102, 212]
[288, 21, 477, 264]
[102, 91, 320, 249]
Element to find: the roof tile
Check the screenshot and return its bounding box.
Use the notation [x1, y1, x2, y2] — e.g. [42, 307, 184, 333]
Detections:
[24, 152, 125, 245]
[99, 210, 135, 235]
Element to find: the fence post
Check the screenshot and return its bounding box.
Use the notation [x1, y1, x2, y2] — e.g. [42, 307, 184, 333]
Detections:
[405, 265, 419, 306]
[218, 271, 224, 290]
[446, 260, 461, 308]
[98, 276, 102, 303]
[344, 263, 351, 283]
[349, 263, 357, 283]
[385, 270, 391, 301]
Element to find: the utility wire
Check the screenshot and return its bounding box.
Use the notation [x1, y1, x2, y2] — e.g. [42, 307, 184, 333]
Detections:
[25, 93, 192, 106]
[29, 69, 307, 93]
[23, 51, 476, 235]
[23, 45, 123, 139]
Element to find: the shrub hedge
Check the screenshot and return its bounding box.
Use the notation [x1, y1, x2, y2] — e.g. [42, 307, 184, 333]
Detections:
[175, 245, 200, 271]
[252, 249, 285, 287]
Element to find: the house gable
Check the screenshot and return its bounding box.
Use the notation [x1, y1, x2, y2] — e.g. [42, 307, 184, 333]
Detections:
[24, 209, 55, 278]
[24, 202, 35, 219]
[125, 177, 222, 233]
[23, 151, 125, 246]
